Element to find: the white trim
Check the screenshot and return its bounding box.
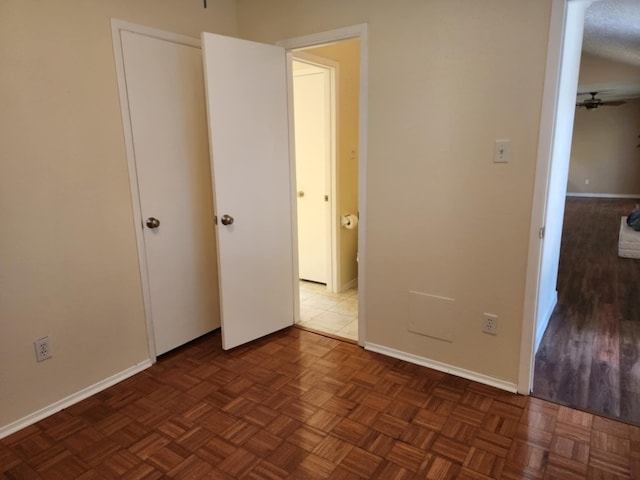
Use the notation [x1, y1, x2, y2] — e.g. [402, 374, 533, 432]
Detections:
[277, 24, 367, 50]
[357, 26, 369, 349]
[111, 19, 200, 49]
[285, 55, 302, 327]
[291, 52, 340, 294]
[366, 343, 518, 394]
[0, 360, 151, 439]
[535, 291, 557, 353]
[110, 19, 202, 362]
[566, 192, 640, 199]
[284, 53, 303, 326]
[278, 24, 369, 347]
[519, 0, 592, 394]
[519, 0, 566, 395]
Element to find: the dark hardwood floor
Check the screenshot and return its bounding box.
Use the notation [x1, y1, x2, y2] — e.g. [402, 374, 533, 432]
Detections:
[533, 197, 640, 426]
[2, 327, 640, 479]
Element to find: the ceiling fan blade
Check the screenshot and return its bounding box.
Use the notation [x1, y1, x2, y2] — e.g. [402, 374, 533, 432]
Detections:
[575, 97, 626, 109]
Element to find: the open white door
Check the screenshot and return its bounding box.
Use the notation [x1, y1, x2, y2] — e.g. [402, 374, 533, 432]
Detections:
[202, 33, 295, 350]
[293, 64, 331, 284]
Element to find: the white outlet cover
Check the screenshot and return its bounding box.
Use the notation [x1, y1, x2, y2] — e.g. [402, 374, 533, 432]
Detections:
[482, 313, 498, 335]
[34, 337, 52, 362]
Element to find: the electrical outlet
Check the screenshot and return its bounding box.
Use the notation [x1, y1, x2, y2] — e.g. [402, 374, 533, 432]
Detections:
[34, 337, 52, 362]
[482, 313, 498, 335]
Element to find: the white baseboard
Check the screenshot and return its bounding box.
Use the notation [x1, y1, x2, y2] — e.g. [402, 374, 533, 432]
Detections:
[0, 360, 152, 439]
[364, 343, 518, 393]
[567, 192, 640, 199]
[535, 290, 557, 354]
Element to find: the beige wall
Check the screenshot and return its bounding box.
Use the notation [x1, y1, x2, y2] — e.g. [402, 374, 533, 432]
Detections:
[568, 53, 640, 195]
[305, 40, 361, 290]
[569, 100, 640, 194]
[238, 0, 553, 384]
[577, 52, 640, 85]
[0, 0, 236, 429]
[1, 0, 558, 430]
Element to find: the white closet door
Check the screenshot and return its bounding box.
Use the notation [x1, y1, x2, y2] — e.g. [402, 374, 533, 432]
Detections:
[121, 30, 219, 355]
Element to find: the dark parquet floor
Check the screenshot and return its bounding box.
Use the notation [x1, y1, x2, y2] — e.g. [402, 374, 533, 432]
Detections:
[533, 197, 640, 426]
[2, 327, 640, 479]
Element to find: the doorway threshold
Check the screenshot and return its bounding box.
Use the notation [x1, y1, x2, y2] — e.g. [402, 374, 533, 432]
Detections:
[294, 324, 357, 345]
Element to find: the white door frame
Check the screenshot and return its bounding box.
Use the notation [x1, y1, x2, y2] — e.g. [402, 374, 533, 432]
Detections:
[111, 19, 203, 362]
[518, 0, 593, 394]
[292, 52, 339, 293]
[278, 24, 368, 346]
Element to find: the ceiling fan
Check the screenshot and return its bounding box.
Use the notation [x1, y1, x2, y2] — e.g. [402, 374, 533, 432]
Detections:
[576, 91, 626, 110]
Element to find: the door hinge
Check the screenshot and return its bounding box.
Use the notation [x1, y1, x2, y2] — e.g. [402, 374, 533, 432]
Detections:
[539, 227, 545, 239]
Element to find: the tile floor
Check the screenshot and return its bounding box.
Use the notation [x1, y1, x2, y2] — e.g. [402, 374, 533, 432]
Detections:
[298, 281, 358, 341]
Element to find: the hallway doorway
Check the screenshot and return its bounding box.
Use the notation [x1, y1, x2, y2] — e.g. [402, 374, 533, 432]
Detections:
[290, 38, 361, 342]
[533, 197, 640, 426]
[298, 280, 358, 341]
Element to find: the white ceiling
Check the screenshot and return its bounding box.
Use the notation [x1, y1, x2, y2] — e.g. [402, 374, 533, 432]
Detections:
[581, 0, 640, 101]
[583, 0, 640, 67]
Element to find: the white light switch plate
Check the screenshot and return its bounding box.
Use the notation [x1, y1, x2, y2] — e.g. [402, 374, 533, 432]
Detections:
[494, 139, 510, 163]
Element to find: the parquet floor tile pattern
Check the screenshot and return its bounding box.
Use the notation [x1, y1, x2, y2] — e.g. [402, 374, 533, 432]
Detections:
[2, 328, 640, 479]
